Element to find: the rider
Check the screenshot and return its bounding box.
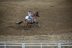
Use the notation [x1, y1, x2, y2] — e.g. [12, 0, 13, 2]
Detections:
[25, 11, 34, 23]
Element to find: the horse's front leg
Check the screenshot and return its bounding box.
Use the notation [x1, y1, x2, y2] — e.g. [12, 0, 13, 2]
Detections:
[33, 18, 37, 23]
[33, 18, 40, 27]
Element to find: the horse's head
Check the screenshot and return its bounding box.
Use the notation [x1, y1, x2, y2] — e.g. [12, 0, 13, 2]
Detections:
[33, 12, 40, 17]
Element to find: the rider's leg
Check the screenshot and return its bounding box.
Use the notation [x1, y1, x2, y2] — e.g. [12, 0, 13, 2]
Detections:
[29, 17, 34, 23]
[31, 17, 34, 23]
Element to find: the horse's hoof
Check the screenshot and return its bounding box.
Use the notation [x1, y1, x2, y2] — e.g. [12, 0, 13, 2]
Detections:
[28, 25, 31, 28]
[37, 22, 40, 28]
[24, 26, 28, 30]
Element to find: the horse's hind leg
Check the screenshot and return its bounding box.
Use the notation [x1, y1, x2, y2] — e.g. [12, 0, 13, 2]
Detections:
[23, 20, 28, 30]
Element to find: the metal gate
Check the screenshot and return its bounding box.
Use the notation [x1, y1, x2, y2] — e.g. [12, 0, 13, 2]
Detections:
[0, 42, 72, 48]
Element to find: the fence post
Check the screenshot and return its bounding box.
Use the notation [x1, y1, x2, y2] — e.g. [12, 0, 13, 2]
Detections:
[4, 43, 6, 48]
[41, 43, 42, 48]
[58, 43, 61, 48]
[22, 43, 25, 48]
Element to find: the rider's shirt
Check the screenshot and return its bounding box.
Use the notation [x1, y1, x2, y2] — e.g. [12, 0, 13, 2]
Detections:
[28, 14, 32, 17]
[25, 14, 34, 23]
[28, 14, 34, 22]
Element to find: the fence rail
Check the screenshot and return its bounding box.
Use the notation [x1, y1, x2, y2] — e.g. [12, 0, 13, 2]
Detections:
[0, 42, 72, 48]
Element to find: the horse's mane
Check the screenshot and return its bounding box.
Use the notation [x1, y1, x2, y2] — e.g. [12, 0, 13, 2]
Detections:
[33, 12, 39, 17]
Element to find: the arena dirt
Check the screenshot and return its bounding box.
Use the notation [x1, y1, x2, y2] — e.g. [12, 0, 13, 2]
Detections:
[0, 0, 72, 42]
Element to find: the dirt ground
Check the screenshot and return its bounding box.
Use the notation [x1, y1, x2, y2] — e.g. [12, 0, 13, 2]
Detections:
[0, 0, 72, 42]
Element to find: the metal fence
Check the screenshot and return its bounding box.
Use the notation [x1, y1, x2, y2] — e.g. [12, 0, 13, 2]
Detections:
[0, 42, 72, 48]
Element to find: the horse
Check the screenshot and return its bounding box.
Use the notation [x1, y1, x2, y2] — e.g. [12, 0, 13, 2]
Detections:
[16, 12, 40, 30]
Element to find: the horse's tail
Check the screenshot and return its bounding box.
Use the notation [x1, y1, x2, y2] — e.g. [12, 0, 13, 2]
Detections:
[16, 21, 23, 25]
[18, 19, 27, 24]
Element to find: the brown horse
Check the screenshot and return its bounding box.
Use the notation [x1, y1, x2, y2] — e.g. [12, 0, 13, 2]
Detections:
[16, 12, 40, 30]
[23, 12, 40, 29]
